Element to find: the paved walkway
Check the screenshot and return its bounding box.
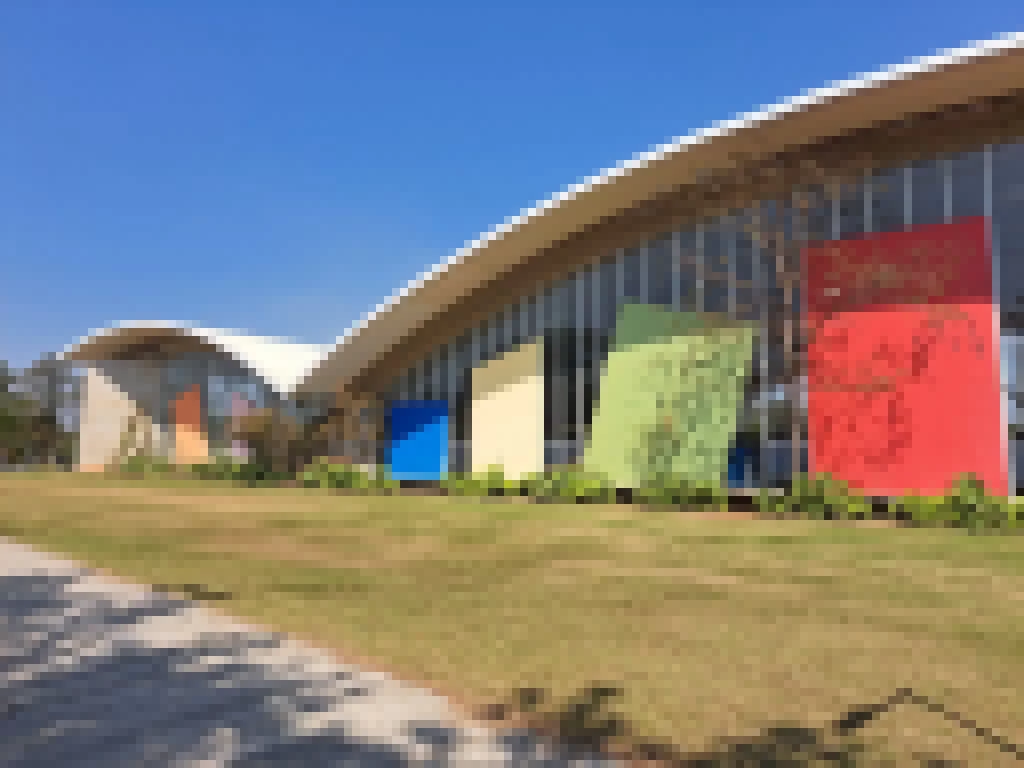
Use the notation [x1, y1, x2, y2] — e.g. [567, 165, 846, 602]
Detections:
[0, 538, 616, 767]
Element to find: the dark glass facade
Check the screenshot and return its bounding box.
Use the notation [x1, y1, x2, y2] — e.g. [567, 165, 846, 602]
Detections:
[382, 140, 1024, 489]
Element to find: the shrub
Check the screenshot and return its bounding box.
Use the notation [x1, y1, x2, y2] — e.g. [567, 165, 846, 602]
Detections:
[761, 473, 870, 520]
[440, 472, 483, 497]
[634, 473, 724, 514]
[1010, 498, 1023, 530]
[189, 459, 291, 486]
[368, 466, 398, 494]
[887, 493, 953, 527]
[479, 465, 519, 496]
[300, 460, 370, 492]
[116, 454, 177, 478]
[762, 472, 1019, 533]
[521, 467, 615, 504]
[941, 473, 1013, 533]
[442, 466, 521, 498]
[634, 471, 728, 510]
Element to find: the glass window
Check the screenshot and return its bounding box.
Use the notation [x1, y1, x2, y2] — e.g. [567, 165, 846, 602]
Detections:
[677, 229, 698, 313]
[838, 178, 865, 239]
[951, 149, 985, 219]
[703, 224, 727, 278]
[400, 368, 412, 401]
[804, 185, 830, 243]
[994, 141, 1024, 331]
[504, 304, 522, 353]
[561, 277, 576, 332]
[622, 246, 645, 302]
[437, 346, 449, 403]
[910, 157, 945, 227]
[495, 310, 509, 357]
[704, 279, 729, 314]
[420, 358, 433, 401]
[871, 166, 905, 234]
[648, 235, 674, 307]
[598, 259, 618, 330]
[735, 217, 754, 282]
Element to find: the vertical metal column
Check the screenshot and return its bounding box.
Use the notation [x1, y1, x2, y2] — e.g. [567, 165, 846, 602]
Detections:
[943, 156, 953, 224]
[985, 144, 1010, 495]
[831, 179, 841, 240]
[413, 360, 424, 401]
[864, 168, 874, 234]
[520, 296, 528, 348]
[904, 165, 914, 229]
[485, 314, 495, 365]
[576, 271, 586, 464]
[727, 215, 737, 319]
[399, 369, 410, 402]
[786, 190, 802, 484]
[447, 340, 457, 474]
[458, 333, 470, 472]
[469, 324, 481, 468]
[591, 264, 603, 454]
[615, 249, 625, 314]
[753, 206, 768, 488]
[538, 289, 549, 467]
[528, 291, 538, 342]
[640, 243, 651, 305]
[696, 223, 706, 314]
[671, 231, 682, 313]
[613, 251, 626, 473]
[503, 306, 515, 356]
[431, 348, 442, 404]
[555, 283, 567, 466]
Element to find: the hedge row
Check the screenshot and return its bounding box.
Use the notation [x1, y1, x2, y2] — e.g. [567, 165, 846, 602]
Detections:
[298, 462, 1020, 532]
[113, 457, 1020, 533]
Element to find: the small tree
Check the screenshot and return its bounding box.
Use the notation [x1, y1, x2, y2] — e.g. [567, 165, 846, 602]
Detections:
[0, 360, 76, 467]
[231, 407, 306, 474]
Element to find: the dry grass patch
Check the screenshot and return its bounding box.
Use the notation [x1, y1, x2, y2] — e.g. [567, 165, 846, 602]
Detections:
[0, 472, 1021, 766]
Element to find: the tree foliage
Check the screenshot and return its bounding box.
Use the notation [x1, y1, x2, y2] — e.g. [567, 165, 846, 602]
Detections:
[0, 361, 76, 467]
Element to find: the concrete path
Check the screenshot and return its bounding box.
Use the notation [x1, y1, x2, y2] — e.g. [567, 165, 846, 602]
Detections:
[0, 538, 616, 767]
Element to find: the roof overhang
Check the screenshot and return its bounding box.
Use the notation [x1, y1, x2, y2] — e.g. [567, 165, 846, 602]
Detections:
[296, 34, 1023, 397]
[61, 321, 332, 396]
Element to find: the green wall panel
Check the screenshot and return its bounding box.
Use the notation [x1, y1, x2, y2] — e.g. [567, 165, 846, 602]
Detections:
[585, 304, 756, 488]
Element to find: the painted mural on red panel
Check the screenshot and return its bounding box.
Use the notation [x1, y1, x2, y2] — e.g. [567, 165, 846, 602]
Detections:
[803, 217, 1006, 496]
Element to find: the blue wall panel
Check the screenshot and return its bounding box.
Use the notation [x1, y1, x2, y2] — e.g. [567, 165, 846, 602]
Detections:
[386, 401, 449, 481]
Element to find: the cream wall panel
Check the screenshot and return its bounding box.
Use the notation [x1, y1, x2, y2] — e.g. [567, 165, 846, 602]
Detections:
[471, 341, 544, 478]
[78, 362, 171, 470]
[78, 365, 145, 470]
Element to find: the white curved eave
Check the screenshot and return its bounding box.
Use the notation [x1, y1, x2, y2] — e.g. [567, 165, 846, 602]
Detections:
[296, 33, 1024, 396]
[61, 321, 333, 396]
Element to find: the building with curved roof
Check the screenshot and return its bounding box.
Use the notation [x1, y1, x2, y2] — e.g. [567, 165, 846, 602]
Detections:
[60, 34, 1024, 493]
[62, 322, 330, 470]
[297, 33, 1024, 493]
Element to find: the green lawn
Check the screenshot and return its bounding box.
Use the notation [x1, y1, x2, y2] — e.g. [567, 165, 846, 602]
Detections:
[1, 471, 1021, 765]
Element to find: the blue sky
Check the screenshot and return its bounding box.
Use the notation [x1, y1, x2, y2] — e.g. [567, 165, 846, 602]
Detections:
[2, 1, 1021, 368]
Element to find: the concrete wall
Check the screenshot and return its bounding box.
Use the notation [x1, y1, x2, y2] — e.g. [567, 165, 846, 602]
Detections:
[470, 340, 544, 478]
[78, 362, 168, 470]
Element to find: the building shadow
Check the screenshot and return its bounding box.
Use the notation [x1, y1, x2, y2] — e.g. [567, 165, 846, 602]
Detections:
[0, 570, 613, 767]
[478, 684, 1010, 767]
[5, 569, 1010, 767]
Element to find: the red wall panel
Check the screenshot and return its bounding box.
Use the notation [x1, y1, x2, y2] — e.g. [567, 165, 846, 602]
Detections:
[804, 217, 1006, 496]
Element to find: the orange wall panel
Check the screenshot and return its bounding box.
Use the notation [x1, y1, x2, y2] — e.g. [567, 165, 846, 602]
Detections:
[172, 384, 209, 464]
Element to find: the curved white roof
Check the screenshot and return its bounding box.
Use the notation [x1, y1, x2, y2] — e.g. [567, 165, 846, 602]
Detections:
[297, 32, 1024, 396]
[61, 321, 332, 395]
